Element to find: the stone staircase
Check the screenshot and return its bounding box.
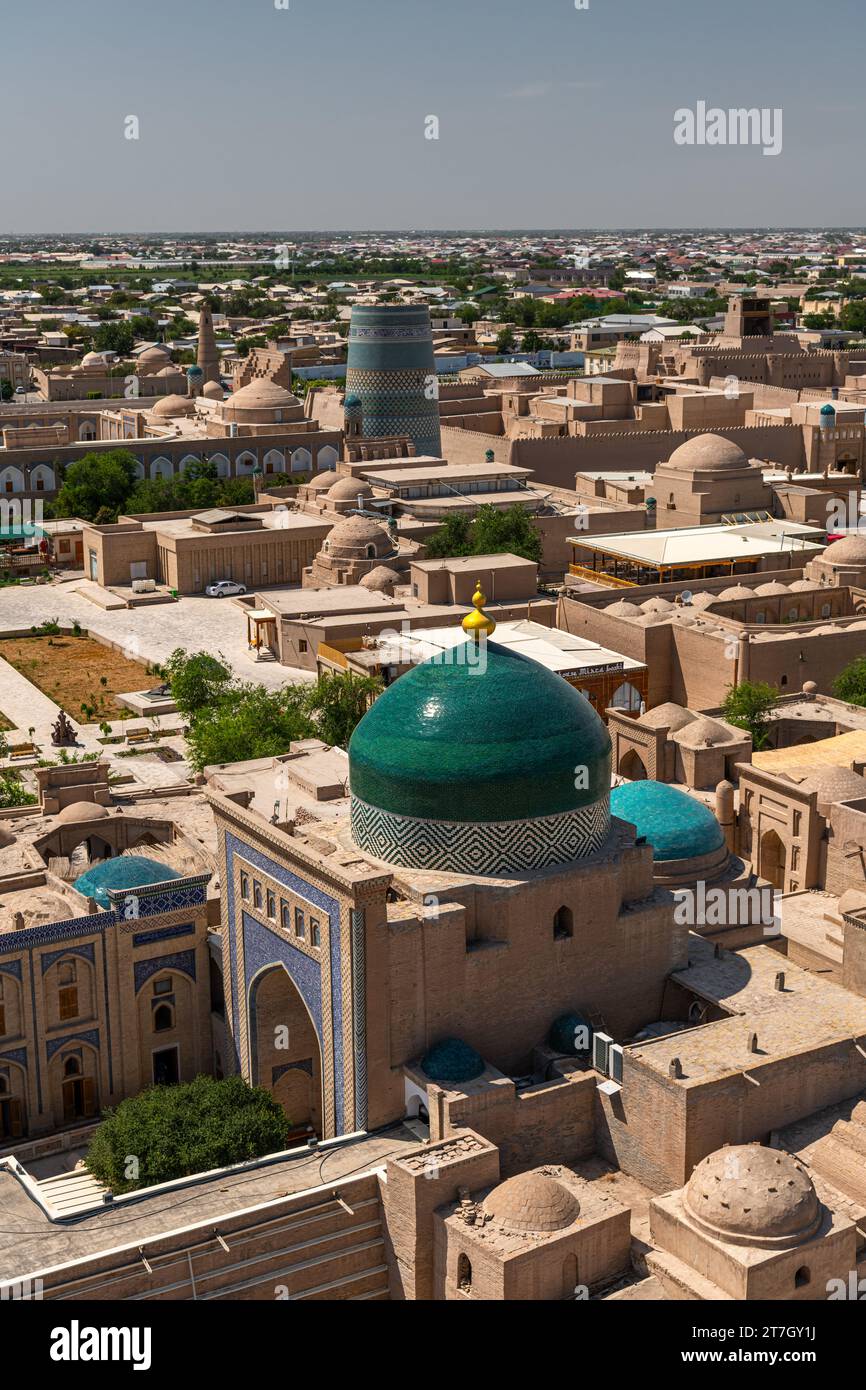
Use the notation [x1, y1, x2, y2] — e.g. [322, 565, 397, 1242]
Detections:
[36, 1167, 108, 1218]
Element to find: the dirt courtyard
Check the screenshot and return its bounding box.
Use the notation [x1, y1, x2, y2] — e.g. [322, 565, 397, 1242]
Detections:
[0, 635, 153, 723]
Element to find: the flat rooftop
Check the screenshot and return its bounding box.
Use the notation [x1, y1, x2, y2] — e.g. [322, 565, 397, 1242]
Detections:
[255, 586, 403, 618]
[206, 742, 350, 822]
[138, 511, 327, 539]
[0, 1125, 419, 1283]
[362, 618, 644, 676]
[752, 729, 866, 774]
[411, 553, 533, 573]
[361, 462, 531, 485]
[629, 938, 866, 1087]
[568, 521, 825, 568]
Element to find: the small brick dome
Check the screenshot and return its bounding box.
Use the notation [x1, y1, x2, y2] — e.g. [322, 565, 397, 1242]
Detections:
[483, 1171, 580, 1234]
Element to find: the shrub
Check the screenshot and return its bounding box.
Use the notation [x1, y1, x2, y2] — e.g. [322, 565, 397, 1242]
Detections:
[85, 1074, 289, 1193]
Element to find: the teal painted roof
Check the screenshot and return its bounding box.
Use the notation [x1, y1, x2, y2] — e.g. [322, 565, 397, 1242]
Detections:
[349, 640, 611, 824]
[820, 403, 836, 415]
[611, 780, 724, 861]
[74, 856, 181, 908]
[421, 1038, 484, 1084]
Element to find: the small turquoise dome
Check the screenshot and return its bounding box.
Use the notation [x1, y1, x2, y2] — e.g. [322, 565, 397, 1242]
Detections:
[349, 641, 611, 825]
[421, 1038, 484, 1084]
[610, 780, 725, 861]
[74, 856, 181, 908]
[820, 403, 836, 416]
[344, 393, 362, 410]
[187, 365, 204, 378]
[548, 1013, 592, 1056]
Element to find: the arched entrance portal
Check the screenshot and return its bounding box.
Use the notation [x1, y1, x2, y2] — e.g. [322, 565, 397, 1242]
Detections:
[248, 965, 323, 1139]
[760, 829, 786, 890]
[619, 748, 647, 780]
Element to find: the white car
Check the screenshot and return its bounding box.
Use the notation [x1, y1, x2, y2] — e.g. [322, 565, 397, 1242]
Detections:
[205, 580, 247, 598]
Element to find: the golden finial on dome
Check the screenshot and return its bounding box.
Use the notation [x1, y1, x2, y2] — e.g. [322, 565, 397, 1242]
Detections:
[462, 580, 496, 640]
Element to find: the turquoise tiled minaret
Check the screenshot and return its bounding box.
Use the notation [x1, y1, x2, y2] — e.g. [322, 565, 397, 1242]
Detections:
[344, 305, 442, 457]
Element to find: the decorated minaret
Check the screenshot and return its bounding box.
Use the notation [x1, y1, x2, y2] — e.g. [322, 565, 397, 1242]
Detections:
[197, 303, 220, 385]
[344, 305, 442, 457]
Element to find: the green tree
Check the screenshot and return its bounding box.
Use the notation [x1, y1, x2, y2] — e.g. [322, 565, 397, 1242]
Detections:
[53, 449, 139, 522]
[164, 649, 232, 718]
[521, 330, 545, 353]
[0, 771, 37, 809]
[495, 327, 516, 353]
[721, 680, 780, 750]
[85, 1075, 289, 1194]
[833, 656, 866, 707]
[92, 320, 135, 356]
[424, 513, 473, 558]
[0, 379, 12, 402]
[185, 682, 315, 772]
[425, 504, 542, 564]
[305, 670, 382, 749]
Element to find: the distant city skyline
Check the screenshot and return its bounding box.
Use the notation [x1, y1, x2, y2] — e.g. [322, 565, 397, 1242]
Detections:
[3, 0, 864, 232]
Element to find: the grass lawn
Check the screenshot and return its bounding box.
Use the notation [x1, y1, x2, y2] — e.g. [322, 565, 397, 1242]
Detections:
[0, 636, 152, 723]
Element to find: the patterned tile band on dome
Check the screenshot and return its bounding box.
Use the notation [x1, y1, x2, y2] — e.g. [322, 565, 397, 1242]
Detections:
[350, 795, 611, 874]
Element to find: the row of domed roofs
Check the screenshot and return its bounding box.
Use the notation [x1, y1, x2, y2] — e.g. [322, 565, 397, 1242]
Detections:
[607, 579, 827, 622]
[638, 704, 738, 748]
[446, 1143, 819, 1244]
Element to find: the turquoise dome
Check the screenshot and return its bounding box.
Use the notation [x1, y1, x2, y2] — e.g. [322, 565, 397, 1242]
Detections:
[74, 856, 181, 908]
[421, 1038, 484, 1084]
[820, 403, 836, 416]
[548, 1013, 592, 1056]
[610, 780, 724, 862]
[349, 640, 611, 825]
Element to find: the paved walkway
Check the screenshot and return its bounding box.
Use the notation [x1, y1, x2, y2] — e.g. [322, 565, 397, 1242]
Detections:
[0, 653, 63, 738]
[0, 583, 314, 698]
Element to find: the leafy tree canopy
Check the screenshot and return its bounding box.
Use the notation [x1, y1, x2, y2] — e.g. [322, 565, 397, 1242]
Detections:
[53, 449, 139, 522]
[164, 648, 232, 717]
[834, 656, 866, 708]
[721, 680, 780, 750]
[426, 503, 542, 565]
[85, 1075, 289, 1193]
[184, 681, 315, 771]
[305, 669, 382, 749]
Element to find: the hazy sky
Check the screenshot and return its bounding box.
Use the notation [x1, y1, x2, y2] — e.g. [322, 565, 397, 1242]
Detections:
[3, 0, 864, 232]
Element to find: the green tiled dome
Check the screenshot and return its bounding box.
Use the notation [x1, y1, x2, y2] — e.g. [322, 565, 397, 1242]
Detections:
[74, 856, 181, 909]
[548, 1012, 592, 1056]
[611, 780, 724, 861]
[421, 1038, 485, 1084]
[349, 640, 611, 824]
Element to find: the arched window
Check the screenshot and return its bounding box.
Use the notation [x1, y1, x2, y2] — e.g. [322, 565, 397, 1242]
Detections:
[795, 1266, 810, 1288]
[153, 1003, 174, 1033]
[554, 906, 573, 940]
[457, 1253, 472, 1292]
[0, 1075, 7, 1094]
[610, 681, 642, 713]
[365, 545, 376, 559]
[58, 960, 77, 986]
[63, 1056, 81, 1077]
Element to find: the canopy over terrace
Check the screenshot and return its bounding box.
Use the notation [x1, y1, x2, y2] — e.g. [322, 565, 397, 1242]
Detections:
[568, 520, 825, 586]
